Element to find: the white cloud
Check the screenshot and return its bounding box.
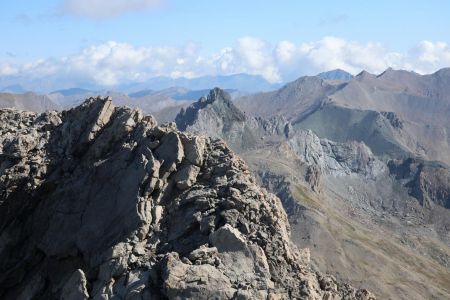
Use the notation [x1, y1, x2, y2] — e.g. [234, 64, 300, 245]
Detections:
[274, 37, 407, 77]
[412, 41, 450, 73]
[235, 37, 280, 82]
[276, 41, 297, 64]
[0, 64, 19, 76]
[307, 37, 396, 73]
[62, 0, 163, 18]
[2, 37, 450, 88]
[273, 37, 450, 78]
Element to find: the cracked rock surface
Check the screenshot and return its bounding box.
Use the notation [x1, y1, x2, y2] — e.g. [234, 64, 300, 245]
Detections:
[0, 97, 374, 299]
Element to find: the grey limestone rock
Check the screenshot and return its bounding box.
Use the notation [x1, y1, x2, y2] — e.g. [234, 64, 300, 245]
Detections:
[61, 269, 89, 300]
[0, 96, 374, 299]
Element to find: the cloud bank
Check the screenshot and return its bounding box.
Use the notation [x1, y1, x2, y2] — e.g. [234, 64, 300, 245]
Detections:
[2, 37, 450, 87]
[62, 0, 163, 18]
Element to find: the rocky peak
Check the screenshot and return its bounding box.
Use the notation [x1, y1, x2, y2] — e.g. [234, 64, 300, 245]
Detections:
[0, 97, 374, 299]
[175, 88, 260, 151]
[175, 87, 246, 131]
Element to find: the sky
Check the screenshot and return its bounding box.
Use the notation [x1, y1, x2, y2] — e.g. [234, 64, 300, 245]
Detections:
[1, 0, 450, 86]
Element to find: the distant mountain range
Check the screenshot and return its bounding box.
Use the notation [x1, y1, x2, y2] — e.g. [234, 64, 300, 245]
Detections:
[118, 73, 281, 93]
[128, 87, 238, 101]
[0, 84, 27, 94]
[0, 69, 358, 95]
[0, 73, 281, 94]
[49, 88, 94, 97]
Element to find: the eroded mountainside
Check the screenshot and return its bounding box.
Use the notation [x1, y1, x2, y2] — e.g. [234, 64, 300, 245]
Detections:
[0, 98, 374, 299]
[175, 88, 450, 300]
[236, 68, 450, 165]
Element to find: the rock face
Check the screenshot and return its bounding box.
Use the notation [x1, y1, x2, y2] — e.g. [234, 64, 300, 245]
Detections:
[175, 88, 259, 152]
[0, 97, 374, 299]
[287, 130, 386, 178]
[388, 158, 450, 209]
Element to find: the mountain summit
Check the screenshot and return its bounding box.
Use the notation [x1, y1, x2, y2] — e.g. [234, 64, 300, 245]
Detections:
[175, 87, 246, 131]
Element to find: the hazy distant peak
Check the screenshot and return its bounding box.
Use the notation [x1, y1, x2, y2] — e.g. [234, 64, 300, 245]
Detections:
[128, 89, 154, 98]
[284, 75, 327, 89]
[317, 69, 354, 81]
[355, 70, 376, 80]
[376, 67, 394, 78]
[380, 67, 394, 74]
[50, 88, 94, 96]
[376, 67, 420, 79]
[433, 67, 450, 77]
[0, 84, 26, 94]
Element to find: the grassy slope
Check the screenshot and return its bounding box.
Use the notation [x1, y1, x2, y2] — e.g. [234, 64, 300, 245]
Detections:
[290, 184, 450, 300]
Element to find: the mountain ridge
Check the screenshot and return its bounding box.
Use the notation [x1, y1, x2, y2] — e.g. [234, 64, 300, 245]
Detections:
[174, 87, 450, 299]
[0, 97, 375, 299]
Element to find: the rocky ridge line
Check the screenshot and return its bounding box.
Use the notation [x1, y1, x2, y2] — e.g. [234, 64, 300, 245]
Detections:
[0, 97, 375, 299]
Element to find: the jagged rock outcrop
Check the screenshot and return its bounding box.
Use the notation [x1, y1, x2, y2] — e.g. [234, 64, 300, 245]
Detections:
[0, 97, 375, 299]
[176, 88, 246, 132]
[175, 88, 291, 153]
[380, 112, 403, 129]
[175, 88, 259, 152]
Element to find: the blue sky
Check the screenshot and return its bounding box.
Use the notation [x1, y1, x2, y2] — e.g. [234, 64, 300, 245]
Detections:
[1, 0, 450, 85]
